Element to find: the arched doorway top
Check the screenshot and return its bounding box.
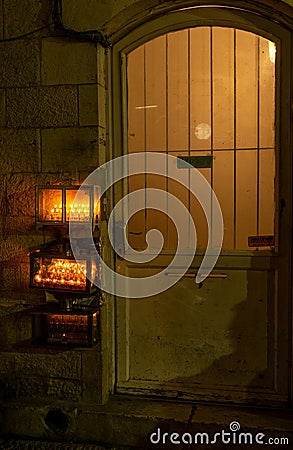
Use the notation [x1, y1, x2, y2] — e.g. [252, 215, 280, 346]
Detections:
[61, 1, 292, 42]
[111, 5, 291, 56]
[103, 0, 292, 42]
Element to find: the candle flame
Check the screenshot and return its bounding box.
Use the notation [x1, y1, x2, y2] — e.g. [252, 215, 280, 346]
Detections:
[33, 258, 87, 290]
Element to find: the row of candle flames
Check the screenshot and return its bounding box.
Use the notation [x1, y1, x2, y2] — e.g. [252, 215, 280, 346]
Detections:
[49, 203, 90, 222]
[47, 314, 88, 333]
[33, 259, 87, 290]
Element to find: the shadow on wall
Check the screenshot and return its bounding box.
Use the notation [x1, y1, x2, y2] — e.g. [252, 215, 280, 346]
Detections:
[126, 262, 278, 404]
[167, 266, 276, 402]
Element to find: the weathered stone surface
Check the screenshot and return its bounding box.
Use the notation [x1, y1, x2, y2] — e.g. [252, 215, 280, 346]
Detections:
[42, 39, 97, 85]
[0, 0, 3, 39]
[0, 302, 31, 345]
[0, 439, 117, 449]
[14, 350, 82, 379]
[0, 129, 40, 173]
[0, 350, 14, 374]
[0, 89, 5, 126]
[97, 126, 107, 165]
[0, 405, 48, 437]
[19, 287, 45, 305]
[62, 0, 112, 31]
[20, 260, 31, 292]
[81, 347, 101, 403]
[0, 175, 6, 215]
[7, 87, 78, 128]
[3, 0, 51, 38]
[77, 407, 187, 447]
[46, 379, 82, 402]
[97, 85, 106, 128]
[79, 84, 98, 126]
[97, 46, 106, 88]
[0, 40, 40, 87]
[4, 216, 36, 236]
[5, 172, 76, 219]
[41, 127, 99, 172]
[0, 236, 28, 262]
[16, 377, 44, 399]
[0, 261, 27, 299]
[1, 399, 293, 447]
[6, 174, 39, 217]
[1, 266, 20, 290]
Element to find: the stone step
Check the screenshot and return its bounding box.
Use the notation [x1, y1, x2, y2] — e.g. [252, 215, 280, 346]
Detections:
[1, 396, 292, 449]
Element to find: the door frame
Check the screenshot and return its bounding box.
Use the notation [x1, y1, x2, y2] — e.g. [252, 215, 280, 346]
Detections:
[109, 5, 292, 406]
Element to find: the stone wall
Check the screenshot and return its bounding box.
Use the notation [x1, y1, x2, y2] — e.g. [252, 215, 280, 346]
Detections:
[0, 0, 107, 304]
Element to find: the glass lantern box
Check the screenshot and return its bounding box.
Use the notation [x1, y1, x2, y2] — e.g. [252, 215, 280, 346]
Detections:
[30, 252, 99, 295]
[36, 185, 101, 226]
[30, 305, 99, 347]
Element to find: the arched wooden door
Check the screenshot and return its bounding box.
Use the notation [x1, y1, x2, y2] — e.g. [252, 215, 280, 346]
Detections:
[112, 7, 291, 406]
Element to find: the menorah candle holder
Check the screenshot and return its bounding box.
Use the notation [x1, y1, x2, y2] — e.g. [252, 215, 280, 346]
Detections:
[29, 238, 100, 296]
[36, 185, 101, 226]
[30, 305, 99, 347]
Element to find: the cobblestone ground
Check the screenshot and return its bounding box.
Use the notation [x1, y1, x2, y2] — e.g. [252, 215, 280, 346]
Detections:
[0, 439, 137, 450]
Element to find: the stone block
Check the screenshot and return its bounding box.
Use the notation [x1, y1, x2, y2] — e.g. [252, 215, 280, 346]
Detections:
[42, 39, 97, 85]
[0, 129, 40, 173]
[0, 89, 5, 126]
[16, 377, 44, 399]
[0, 350, 14, 375]
[6, 173, 39, 217]
[3, 0, 51, 38]
[81, 347, 102, 403]
[0, 237, 27, 263]
[20, 261, 31, 293]
[14, 350, 82, 379]
[77, 406, 188, 448]
[41, 127, 99, 172]
[46, 379, 82, 402]
[0, 405, 47, 437]
[62, 0, 112, 31]
[1, 266, 20, 290]
[0, 175, 6, 216]
[20, 288, 45, 305]
[7, 86, 78, 128]
[79, 84, 98, 126]
[0, 303, 32, 345]
[0, 0, 3, 39]
[0, 40, 40, 87]
[4, 216, 36, 236]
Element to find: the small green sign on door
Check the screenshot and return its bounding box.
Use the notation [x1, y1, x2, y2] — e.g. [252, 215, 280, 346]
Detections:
[177, 155, 213, 169]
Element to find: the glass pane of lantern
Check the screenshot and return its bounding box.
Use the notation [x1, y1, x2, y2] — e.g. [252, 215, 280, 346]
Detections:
[32, 257, 87, 291]
[38, 189, 63, 222]
[66, 188, 91, 222]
